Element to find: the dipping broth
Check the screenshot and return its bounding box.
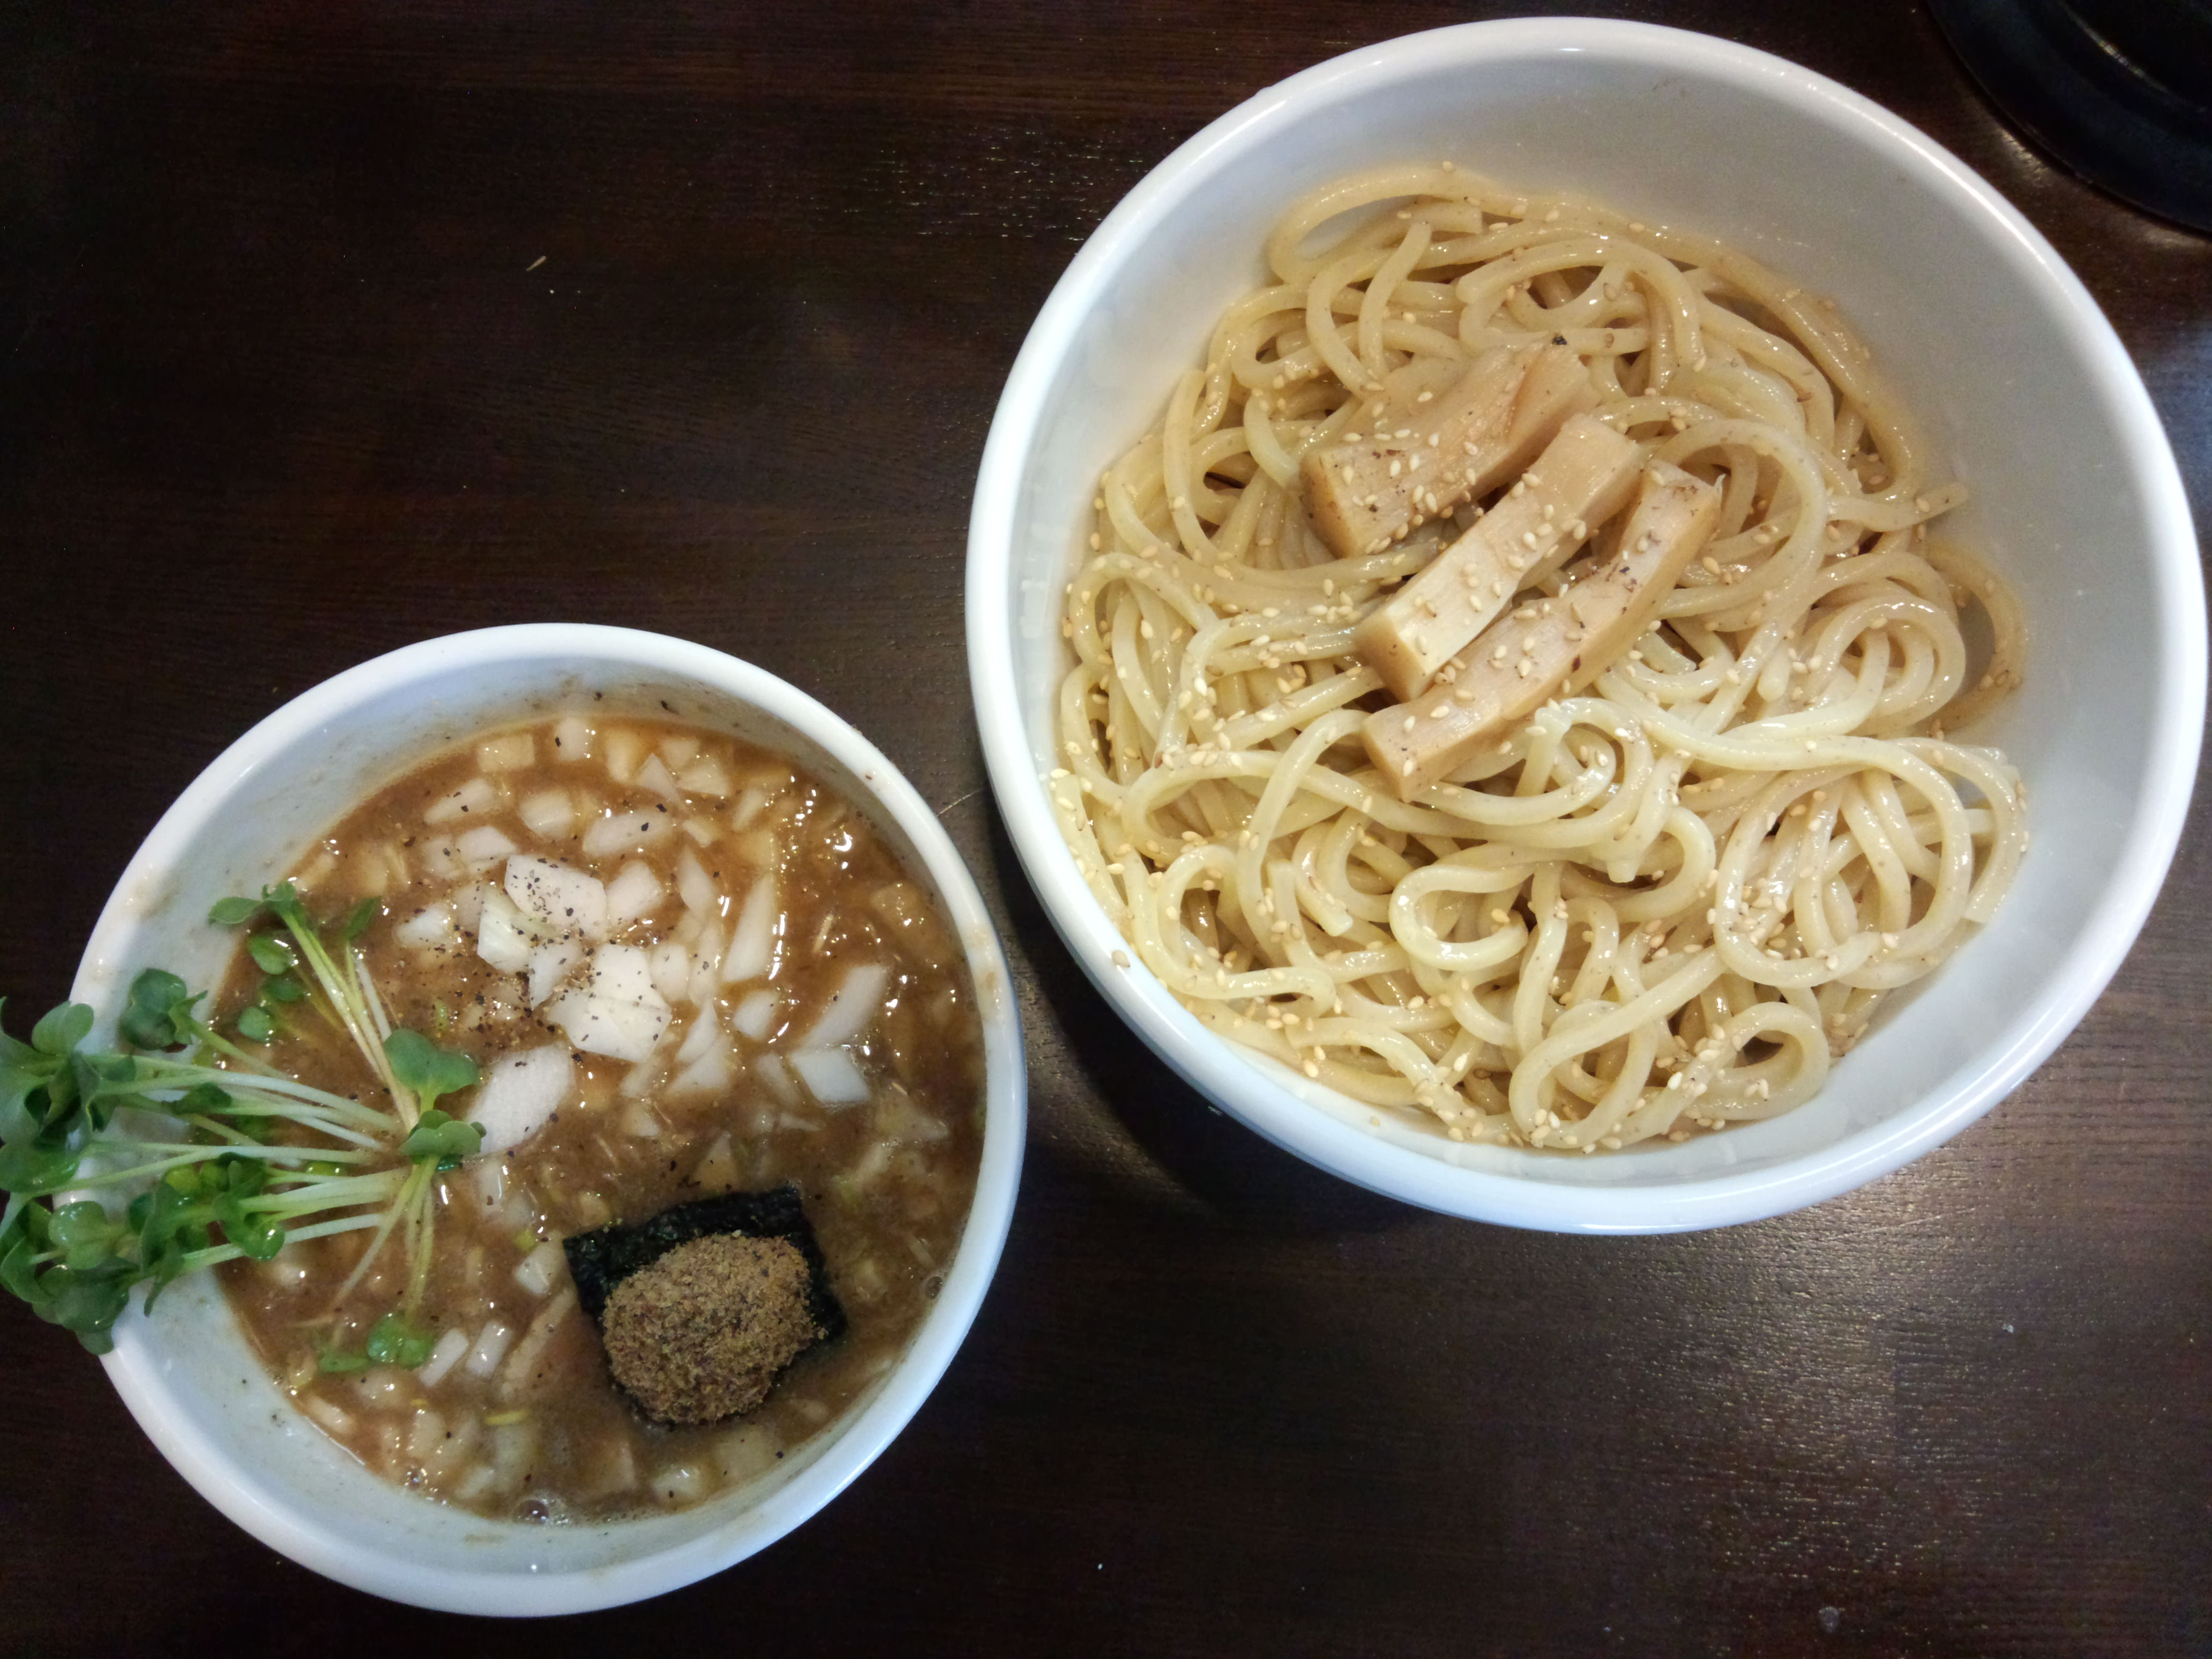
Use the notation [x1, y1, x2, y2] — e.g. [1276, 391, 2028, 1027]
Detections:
[216, 715, 984, 1522]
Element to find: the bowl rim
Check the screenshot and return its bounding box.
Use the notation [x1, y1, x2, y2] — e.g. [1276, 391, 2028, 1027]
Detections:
[964, 17, 2205, 1232]
[78, 622, 1028, 1613]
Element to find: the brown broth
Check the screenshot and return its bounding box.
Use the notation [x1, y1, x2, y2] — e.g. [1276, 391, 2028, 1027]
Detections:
[215, 715, 984, 1522]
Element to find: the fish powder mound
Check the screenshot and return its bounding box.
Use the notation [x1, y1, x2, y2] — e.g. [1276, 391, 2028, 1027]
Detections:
[602, 1234, 826, 1426]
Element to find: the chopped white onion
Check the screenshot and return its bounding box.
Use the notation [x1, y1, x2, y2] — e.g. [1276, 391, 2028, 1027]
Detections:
[676, 1008, 720, 1065]
[499, 1290, 575, 1402]
[394, 902, 456, 951]
[647, 940, 691, 1003]
[715, 1422, 780, 1485]
[731, 988, 780, 1041]
[845, 1142, 893, 1191]
[590, 1436, 639, 1498]
[517, 787, 575, 840]
[416, 1328, 471, 1389]
[544, 944, 671, 1063]
[513, 1239, 566, 1298]
[650, 1464, 709, 1505]
[675, 847, 719, 916]
[798, 962, 891, 1051]
[873, 1086, 951, 1145]
[677, 756, 733, 798]
[755, 1052, 800, 1108]
[635, 753, 681, 798]
[406, 1407, 448, 1466]
[691, 1134, 742, 1193]
[420, 840, 466, 883]
[621, 1100, 663, 1138]
[505, 854, 608, 939]
[451, 882, 488, 931]
[457, 825, 519, 875]
[476, 733, 536, 773]
[790, 1047, 870, 1105]
[465, 1320, 515, 1379]
[605, 860, 665, 924]
[686, 923, 724, 1006]
[469, 1045, 574, 1154]
[490, 1417, 538, 1492]
[551, 715, 594, 761]
[467, 1157, 505, 1211]
[300, 1396, 357, 1437]
[526, 937, 585, 1006]
[581, 808, 671, 858]
[603, 728, 644, 783]
[722, 873, 778, 983]
[424, 776, 499, 826]
[475, 889, 536, 974]
[352, 852, 392, 899]
[730, 784, 773, 831]
[669, 1041, 735, 1099]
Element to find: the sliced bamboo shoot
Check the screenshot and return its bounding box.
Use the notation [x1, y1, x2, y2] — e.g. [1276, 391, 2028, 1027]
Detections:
[1362, 459, 1723, 799]
[1353, 414, 1645, 699]
[1300, 342, 1595, 559]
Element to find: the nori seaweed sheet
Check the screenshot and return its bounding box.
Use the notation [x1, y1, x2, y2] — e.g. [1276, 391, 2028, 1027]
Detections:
[562, 1185, 846, 1344]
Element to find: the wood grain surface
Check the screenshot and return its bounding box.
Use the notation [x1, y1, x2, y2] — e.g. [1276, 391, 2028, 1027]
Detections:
[2, 2, 2207, 1654]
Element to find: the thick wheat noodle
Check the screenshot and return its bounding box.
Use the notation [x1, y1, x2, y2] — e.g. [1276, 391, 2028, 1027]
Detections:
[1048, 163, 2028, 1153]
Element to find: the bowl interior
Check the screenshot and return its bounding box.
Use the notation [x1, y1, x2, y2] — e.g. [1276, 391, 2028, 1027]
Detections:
[975, 21, 2200, 1227]
[78, 627, 1024, 1612]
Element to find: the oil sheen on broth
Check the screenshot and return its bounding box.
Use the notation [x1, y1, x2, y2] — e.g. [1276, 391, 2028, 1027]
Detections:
[218, 715, 984, 1522]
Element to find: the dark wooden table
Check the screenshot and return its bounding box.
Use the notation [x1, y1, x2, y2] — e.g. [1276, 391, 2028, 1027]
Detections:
[4, 3, 2207, 1654]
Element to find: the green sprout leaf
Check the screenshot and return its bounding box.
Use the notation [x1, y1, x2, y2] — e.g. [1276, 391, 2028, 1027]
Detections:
[39, 1264, 131, 1352]
[117, 970, 201, 1052]
[342, 897, 383, 941]
[262, 974, 306, 1005]
[383, 1030, 478, 1119]
[398, 1108, 482, 1169]
[0, 1134, 93, 1199]
[29, 1004, 93, 1059]
[49, 1201, 124, 1271]
[364, 1311, 436, 1369]
[245, 935, 296, 975]
[207, 895, 265, 927]
[233, 1007, 275, 1044]
[210, 1159, 285, 1262]
[0, 1233, 42, 1306]
[176, 1081, 231, 1116]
